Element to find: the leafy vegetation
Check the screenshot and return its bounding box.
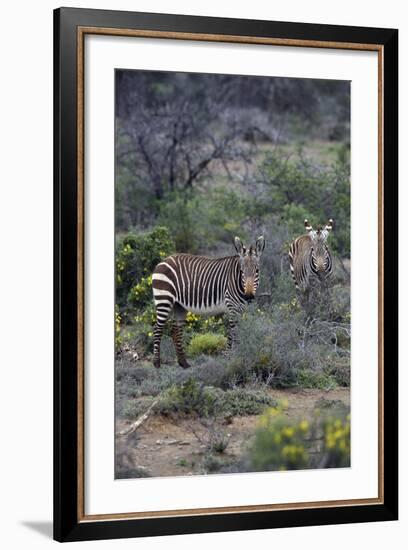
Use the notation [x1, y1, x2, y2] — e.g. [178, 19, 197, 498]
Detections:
[120, 377, 277, 419]
[250, 404, 350, 471]
[116, 226, 175, 319]
[187, 333, 228, 357]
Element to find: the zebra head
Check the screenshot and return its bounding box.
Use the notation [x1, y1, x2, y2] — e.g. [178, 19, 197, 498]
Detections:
[304, 219, 333, 277]
[234, 236, 265, 299]
[304, 219, 333, 243]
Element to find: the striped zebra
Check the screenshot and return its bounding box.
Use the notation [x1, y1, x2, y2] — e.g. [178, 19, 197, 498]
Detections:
[289, 219, 334, 297]
[151, 235, 265, 369]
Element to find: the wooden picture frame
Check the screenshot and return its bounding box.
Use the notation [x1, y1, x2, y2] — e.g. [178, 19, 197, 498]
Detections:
[54, 7, 398, 542]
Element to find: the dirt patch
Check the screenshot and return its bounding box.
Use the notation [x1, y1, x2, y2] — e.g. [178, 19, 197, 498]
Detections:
[115, 387, 349, 478]
[272, 387, 350, 420]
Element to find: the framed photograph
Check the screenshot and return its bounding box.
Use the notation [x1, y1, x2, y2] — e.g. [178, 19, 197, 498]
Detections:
[54, 7, 398, 542]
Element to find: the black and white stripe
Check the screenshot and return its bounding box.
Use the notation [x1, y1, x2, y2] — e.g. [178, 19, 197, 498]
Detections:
[289, 219, 333, 294]
[152, 236, 264, 369]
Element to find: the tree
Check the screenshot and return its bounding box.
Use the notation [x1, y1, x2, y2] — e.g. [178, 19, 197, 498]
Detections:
[116, 72, 258, 201]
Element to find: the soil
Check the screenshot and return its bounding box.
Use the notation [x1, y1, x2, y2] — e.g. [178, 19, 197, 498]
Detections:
[115, 387, 350, 478]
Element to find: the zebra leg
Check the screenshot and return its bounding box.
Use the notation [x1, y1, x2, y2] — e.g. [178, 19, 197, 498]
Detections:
[152, 300, 174, 369]
[227, 318, 237, 351]
[303, 288, 314, 326]
[226, 305, 240, 351]
[171, 304, 191, 369]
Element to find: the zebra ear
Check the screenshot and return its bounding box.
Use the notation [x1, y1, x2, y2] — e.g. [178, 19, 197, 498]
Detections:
[234, 236, 245, 256]
[255, 236, 265, 257]
[304, 219, 313, 232]
[326, 219, 334, 231]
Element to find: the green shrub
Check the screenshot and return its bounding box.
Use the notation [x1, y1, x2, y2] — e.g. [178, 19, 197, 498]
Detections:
[137, 370, 181, 397]
[156, 379, 276, 418]
[327, 356, 350, 387]
[135, 364, 188, 397]
[259, 147, 350, 257]
[297, 370, 337, 390]
[122, 395, 156, 419]
[116, 360, 231, 415]
[191, 356, 229, 388]
[115, 362, 180, 413]
[212, 387, 277, 416]
[128, 275, 153, 309]
[226, 308, 292, 386]
[157, 194, 200, 253]
[211, 435, 230, 454]
[192, 417, 232, 455]
[184, 312, 226, 336]
[249, 405, 350, 471]
[188, 333, 227, 357]
[251, 407, 309, 471]
[115, 306, 156, 356]
[267, 272, 297, 307]
[315, 398, 349, 415]
[157, 188, 248, 254]
[202, 453, 224, 473]
[115, 305, 122, 348]
[116, 466, 151, 479]
[117, 307, 226, 359]
[225, 304, 350, 389]
[159, 378, 219, 417]
[116, 226, 175, 316]
[320, 413, 351, 467]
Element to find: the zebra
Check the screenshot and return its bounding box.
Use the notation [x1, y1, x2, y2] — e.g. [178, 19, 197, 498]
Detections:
[288, 219, 334, 299]
[151, 235, 265, 369]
